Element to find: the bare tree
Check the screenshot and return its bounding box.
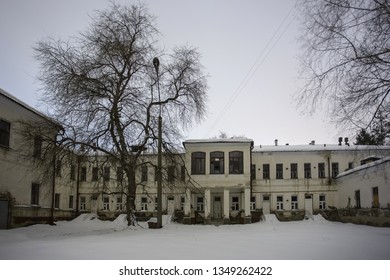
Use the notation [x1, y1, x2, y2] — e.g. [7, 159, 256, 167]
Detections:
[297, 0, 390, 131]
[34, 3, 208, 225]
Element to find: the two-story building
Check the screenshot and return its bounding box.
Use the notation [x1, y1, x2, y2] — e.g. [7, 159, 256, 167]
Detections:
[0, 88, 64, 228]
[2, 88, 390, 227]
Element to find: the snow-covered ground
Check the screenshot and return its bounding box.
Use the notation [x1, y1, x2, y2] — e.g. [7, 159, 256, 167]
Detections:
[0, 214, 389, 260]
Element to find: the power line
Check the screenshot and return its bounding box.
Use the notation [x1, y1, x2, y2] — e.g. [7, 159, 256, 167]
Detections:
[204, 6, 295, 138]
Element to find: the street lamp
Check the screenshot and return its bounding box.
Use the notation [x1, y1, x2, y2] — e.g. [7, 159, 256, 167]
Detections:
[153, 57, 163, 229]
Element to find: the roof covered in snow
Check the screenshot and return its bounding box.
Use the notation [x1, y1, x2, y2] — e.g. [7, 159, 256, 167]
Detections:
[0, 87, 57, 125]
[252, 143, 390, 153]
[183, 138, 254, 146]
[336, 156, 390, 179]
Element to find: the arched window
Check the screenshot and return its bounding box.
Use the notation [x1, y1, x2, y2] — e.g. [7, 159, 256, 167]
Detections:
[229, 151, 243, 174]
[210, 151, 224, 174]
[191, 152, 205, 174]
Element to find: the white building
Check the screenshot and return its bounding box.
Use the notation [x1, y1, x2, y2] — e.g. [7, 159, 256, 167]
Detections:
[1, 88, 390, 228]
[0, 88, 64, 228]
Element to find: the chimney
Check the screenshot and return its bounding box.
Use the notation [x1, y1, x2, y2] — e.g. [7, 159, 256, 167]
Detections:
[310, 140, 315, 145]
[344, 137, 349, 146]
[274, 139, 278, 146]
[338, 137, 343, 146]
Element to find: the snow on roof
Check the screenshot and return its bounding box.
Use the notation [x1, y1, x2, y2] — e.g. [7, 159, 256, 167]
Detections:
[252, 143, 390, 153]
[336, 156, 390, 179]
[0, 87, 57, 124]
[183, 138, 254, 145]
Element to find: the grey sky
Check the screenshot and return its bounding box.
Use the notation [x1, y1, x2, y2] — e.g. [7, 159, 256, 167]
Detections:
[0, 0, 340, 146]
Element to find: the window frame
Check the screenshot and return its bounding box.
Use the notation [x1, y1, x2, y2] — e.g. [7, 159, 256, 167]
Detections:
[54, 193, 60, 209]
[290, 163, 298, 179]
[276, 195, 284, 210]
[332, 162, 339, 178]
[276, 164, 283, 179]
[229, 151, 243, 174]
[291, 195, 298, 210]
[141, 197, 148, 211]
[304, 163, 311, 179]
[196, 196, 204, 211]
[231, 196, 240, 211]
[263, 164, 270, 179]
[210, 151, 224, 174]
[191, 152, 206, 175]
[0, 119, 10, 148]
[318, 163, 325, 178]
[79, 196, 86, 211]
[31, 183, 40, 205]
[319, 195, 326, 210]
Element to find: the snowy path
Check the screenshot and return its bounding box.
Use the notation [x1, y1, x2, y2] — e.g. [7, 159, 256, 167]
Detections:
[0, 214, 389, 260]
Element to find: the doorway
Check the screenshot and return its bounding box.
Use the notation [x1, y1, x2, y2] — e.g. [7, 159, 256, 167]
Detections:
[213, 196, 222, 219]
[372, 187, 379, 208]
[262, 195, 270, 214]
[304, 194, 313, 215]
[167, 196, 175, 215]
[0, 199, 9, 229]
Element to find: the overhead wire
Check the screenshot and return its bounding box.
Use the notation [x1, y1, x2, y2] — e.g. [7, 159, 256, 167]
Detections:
[204, 5, 296, 138]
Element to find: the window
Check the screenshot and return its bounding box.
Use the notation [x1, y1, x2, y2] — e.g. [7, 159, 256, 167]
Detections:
[332, 162, 339, 178]
[276, 164, 283, 179]
[56, 160, 62, 177]
[210, 151, 224, 174]
[231, 196, 239, 211]
[180, 165, 186, 181]
[290, 163, 298, 179]
[69, 195, 74, 209]
[154, 197, 158, 210]
[251, 164, 256, 180]
[31, 183, 40, 205]
[180, 196, 185, 211]
[33, 136, 42, 158]
[154, 166, 159, 182]
[117, 167, 123, 182]
[141, 197, 148, 211]
[70, 165, 76, 181]
[276, 196, 283, 210]
[196, 197, 204, 211]
[263, 164, 270, 179]
[348, 162, 354, 170]
[319, 195, 326, 210]
[291, 195, 298, 210]
[0, 119, 10, 148]
[80, 196, 86, 211]
[103, 167, 110, 182]
[167, 166, 175, 182]
[318, 163, 325, 178]
[229, 151, 243, 174]
[102, 196, 109, 211]
[54, 193, 60, 209]
[92, 167, 99, 181]
[116, 196, 123, 211]
[304, 163, 311, 178]
[372, 187, 379, 208]
[80, 167, 87, 182]
[191, 152, 205, 174]
[141, 166, 148, 182]
[355, 190, 361, 209]
[250, 196, 256, 210]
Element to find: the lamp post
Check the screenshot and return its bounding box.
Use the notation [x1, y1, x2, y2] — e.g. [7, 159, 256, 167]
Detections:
[153, 57, 163, 229]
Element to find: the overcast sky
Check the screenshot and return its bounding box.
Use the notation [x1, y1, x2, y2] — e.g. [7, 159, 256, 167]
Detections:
[0, 0, 343, 146]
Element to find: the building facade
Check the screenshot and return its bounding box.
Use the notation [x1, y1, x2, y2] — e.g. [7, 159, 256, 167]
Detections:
[1, 88, 390, 228]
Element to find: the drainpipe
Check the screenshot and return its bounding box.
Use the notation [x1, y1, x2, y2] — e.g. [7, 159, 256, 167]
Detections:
[250, 141, 254, 205]
[75, 154, 81, 217]
[327, 156, 331, 185]
[50, 133, 57, 225]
